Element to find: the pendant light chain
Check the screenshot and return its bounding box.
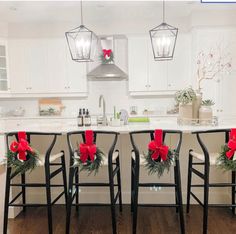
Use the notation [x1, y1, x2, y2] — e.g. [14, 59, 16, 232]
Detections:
[163, 0, 165, 23]
[80, 0, 84, 25]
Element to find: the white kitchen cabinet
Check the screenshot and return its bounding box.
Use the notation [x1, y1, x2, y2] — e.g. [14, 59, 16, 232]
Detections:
[167, 34, 191, 90]
[128, 36, 149, 92]
[147, 41, 168, 91]
[65, 40, 87, 93]
[0, 40, 9, 92]
[128, 34, 190, 95]
[191, 27, 236, 117]
[8, 39, 29, 93]
[8, 38, 87, 97]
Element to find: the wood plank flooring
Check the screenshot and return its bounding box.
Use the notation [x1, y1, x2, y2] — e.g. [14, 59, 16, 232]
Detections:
[8, 205, 236, 234]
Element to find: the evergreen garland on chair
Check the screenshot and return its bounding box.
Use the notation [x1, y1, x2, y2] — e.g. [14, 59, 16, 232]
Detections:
[144, 129, 176, 177]
[73, 130, 105, 175]
[216, 129, 236, 171]
[6, 131, 39, 177]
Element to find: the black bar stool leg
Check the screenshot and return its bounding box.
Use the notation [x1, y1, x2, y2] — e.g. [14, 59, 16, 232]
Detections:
[203, 164, 210, 234]
[108, 160, 117, 234]
[116, 156, 122, 212]
[175, 159, 185, 234]
[186, 151, 193, 213]
[21, 173, 26, 212]
[45, 164, 53, 234]
[131, 158, 134, 213]
[61, 153, 68, 209]
[3, 167, 11, 234]
[66, 167, 75, 234]
[75, 168, 79, 213]
[174, 167, 179, 213]
[232, 171, 236, 215]
[132, 164, 139, 234]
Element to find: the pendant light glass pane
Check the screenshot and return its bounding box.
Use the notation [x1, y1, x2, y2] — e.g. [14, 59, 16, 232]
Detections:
[149, 23, 178, 61]
[65, 25, 98, 62]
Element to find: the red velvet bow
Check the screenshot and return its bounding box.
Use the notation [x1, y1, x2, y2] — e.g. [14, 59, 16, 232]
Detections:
[10, 132, 33, 161]
[148, 129, 169, 161]
[103, 49, 112, 59]
[226, 129, 236, 160]
[79, 130, 97, 163]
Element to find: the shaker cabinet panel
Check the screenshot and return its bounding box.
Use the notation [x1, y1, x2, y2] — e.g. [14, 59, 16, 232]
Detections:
[128, 34, 189, 95]
[147, 41, 168, 91]
[27, 39, 49, 93]
[128, 36, 149, 92]
[0, 40, 9, 92]
[8, 38, 87, 96]
[192, 27, 236, 117]
[167, 34, 191, 90]
[8, 39, 29, 93]
[46, 39, 67, 93]
[65, 41, 87, 93]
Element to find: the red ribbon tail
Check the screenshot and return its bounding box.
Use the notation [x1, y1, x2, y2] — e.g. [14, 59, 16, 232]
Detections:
[226, 150, 234, 159]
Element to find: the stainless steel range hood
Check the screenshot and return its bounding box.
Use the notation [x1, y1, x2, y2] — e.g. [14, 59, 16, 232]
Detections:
[87, 35, 127, 80]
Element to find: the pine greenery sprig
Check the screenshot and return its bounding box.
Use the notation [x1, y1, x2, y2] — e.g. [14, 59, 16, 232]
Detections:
[7, 150, 39, 178]
[100, 52, 114, 64]
[144, 150, 177, 177]
[216, 145, 236, 171]
[73, 148, 105, 175]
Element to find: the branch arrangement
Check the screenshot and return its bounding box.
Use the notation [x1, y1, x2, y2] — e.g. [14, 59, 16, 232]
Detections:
[196, 45, 232, 91]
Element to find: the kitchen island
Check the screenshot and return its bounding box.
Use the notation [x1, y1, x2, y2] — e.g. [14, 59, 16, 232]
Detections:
[0, 116, 235, 228]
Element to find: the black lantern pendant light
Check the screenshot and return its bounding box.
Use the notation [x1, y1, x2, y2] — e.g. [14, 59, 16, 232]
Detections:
[149, 0, 178, 61]
[65, 0, 97, 62]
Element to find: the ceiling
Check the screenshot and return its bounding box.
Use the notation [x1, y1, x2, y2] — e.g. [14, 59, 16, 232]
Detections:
[0, 1, 235, 24]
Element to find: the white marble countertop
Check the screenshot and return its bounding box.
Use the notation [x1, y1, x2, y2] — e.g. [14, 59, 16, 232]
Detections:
[0, 116, 236, 134]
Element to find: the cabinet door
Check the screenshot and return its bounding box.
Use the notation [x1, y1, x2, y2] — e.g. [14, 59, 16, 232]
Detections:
[147, 41, 168, 91]
[192, 28, 236, 117]
[46, 39, 67, 93]
[65, 41, 87, 93]
[0, 41, 9, 92]
[167, 34, 191, 90]
[8, 39, 29, 93]
[128, 36, 148, 92]
[27, 39, 49, 93]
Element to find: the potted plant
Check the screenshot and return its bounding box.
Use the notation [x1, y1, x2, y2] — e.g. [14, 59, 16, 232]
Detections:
[175, 87, 196, 120]
[199, 99, 215, 124]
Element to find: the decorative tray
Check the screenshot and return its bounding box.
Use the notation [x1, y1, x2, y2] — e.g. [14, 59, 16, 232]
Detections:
[177, 116, 218, 126]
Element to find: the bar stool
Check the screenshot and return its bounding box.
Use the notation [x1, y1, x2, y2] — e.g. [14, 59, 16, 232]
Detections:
[3, 132, 67, 234]
[66, 130, 122, 234]
[130, 130, 185, 234]
[186, 129, 236, 234]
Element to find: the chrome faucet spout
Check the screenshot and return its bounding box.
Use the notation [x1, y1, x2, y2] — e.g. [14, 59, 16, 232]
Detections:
[99, 95, 106, 125]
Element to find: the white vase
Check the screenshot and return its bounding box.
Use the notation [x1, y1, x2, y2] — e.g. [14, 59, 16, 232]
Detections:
[179, 103, 193, 119]
[193, 91, 202, 119]
[199, 106, 213, 125]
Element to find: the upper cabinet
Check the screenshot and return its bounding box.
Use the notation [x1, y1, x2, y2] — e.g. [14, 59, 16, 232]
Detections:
[128, 34, 191, 95]
[0, 40, 9, 92]
[8, 38, 87, 97]
[191, 27, 236, 117]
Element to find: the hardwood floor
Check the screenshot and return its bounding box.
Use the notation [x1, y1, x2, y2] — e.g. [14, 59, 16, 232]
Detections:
[8, 205, 236, 234]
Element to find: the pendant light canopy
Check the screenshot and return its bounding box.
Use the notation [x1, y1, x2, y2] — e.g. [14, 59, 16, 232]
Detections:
[149, 0, 178, 61]
[65, 0, 97, 62]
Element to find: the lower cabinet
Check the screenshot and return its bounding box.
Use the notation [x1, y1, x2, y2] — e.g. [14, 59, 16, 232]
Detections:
[8, 38, 87, 97]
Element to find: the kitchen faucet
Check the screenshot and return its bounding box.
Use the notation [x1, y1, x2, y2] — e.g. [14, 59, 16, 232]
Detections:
[99, 95, 107, 126]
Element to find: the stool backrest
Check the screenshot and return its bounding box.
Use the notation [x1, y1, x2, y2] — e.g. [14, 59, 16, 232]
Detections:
[129, 130, 182, 163]
[192, 129, 231, 165]
[6, 132, 61, 163]
[67, 131, 119, 165]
